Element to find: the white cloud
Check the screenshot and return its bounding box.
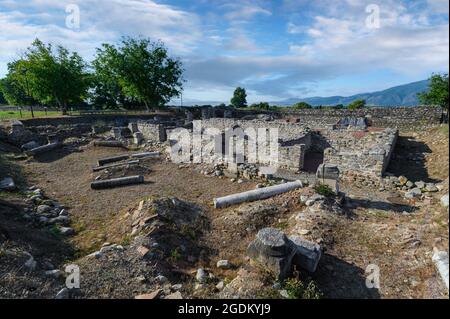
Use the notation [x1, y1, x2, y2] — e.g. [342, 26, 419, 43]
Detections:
[222, 3, 271, 21]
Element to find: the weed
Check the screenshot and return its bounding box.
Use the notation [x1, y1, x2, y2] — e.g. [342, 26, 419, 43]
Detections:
[284, 278, 322, 299]
[314, 184, 334, 197]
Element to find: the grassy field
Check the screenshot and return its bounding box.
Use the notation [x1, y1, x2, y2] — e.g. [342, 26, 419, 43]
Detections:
[0, 110, 61, 120]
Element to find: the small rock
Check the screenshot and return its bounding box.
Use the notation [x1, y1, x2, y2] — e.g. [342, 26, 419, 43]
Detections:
[398, 176, 408, 185]
[59, 209, 69, 216]
[415, 181, 425, 189]
[171, 284, 183, 291]
[38, 216, 49, 223]
[0, 177, 16, 191]
[216, 260, 231, 269]
[37, 205, 52, 214]
[137, 245, 150, 257]
[48, 216, 70, 225]
[23, 254, 36, 271]
[298, 229, 311, 235]
[135, 289, 161, 299]
[59, 227, 75, 236]
[216, 281, 225, 290]
[425, 183, 438, 192]
[405, 181, 414, 189]
[155, 275, 168, 284]
[405, 188, 422, 199]
[196, 268, 208, 283]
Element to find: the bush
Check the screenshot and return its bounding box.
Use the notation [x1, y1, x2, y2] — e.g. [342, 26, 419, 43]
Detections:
[314, 183, 334, 197]
[284, 278, 322, 299]
[292, 102, 312, 109]
[347, 99, 366, 110]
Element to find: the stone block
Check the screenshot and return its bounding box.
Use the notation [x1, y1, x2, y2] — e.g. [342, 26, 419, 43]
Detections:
[316, 164, 340, 180]
[247, 228, 296, 280]
[289, 235, 322, 273]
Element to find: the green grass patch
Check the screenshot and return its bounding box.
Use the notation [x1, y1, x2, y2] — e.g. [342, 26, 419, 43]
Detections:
[314, 183, 334, 197]
[0, 110, 61, 120]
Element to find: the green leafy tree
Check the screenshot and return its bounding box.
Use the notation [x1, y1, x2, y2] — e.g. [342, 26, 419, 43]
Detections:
[230, 87, 247, 108]
[334, 104, 344, 109]
[293, 102, 312, 109]
[347, 99, 366, 110]
[418, 73, 449, 110]
[0, 62, 39, 107]
[11, 39, 89, 114]
[250, 102, 270, 110]
[94, 37, 184, 110]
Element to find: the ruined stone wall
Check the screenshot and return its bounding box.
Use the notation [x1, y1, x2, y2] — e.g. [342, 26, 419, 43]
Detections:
[136, 122, 166, 142]
[231, 106, 442, 130]
[281, 106, 442, 129]
[167, 119, 311, 171]
[322, 128, 398, 177]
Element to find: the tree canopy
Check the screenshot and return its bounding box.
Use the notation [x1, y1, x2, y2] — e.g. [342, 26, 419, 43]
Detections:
[92, 37, 184, 110]
[418, 73, 449, 110]
[292, 102, 312, 109]
[2, 39, 89, 113]
[230, 87, 247, 108]
[347, 99, 366, 110]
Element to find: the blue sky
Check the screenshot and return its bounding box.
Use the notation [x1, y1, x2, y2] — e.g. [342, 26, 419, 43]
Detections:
[0, 0, 448, 104]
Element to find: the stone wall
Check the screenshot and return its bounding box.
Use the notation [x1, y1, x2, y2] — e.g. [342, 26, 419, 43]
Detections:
[165, 119, 312, 171]
[233, 106, 442, 130]
[136, 121, 166, 142]
[322, 128, 398, 177]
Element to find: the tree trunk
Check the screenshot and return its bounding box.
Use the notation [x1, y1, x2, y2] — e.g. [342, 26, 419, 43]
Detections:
[143, 100, 150, 112]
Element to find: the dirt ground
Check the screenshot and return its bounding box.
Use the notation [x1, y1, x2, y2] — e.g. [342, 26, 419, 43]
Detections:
[2, 124, 448, 299]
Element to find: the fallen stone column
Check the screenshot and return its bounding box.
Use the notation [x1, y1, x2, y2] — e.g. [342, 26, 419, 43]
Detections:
[27, 142, 62, 156]
[93, 140, 126, 148]
[213, 180, 303, 208]
[130, 151, 160, 159]
[97, 154, 130, 166]
[91, 175, 144, 189]
[92, 160, 140, 172]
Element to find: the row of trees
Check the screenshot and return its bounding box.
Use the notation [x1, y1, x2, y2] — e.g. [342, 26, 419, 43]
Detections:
[0, 37, 184, 113]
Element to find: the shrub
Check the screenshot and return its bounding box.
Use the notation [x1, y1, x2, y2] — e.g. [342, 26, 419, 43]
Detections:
[347, 99, 366, 110]
[292, 102, 312, 109]
[284, 278, 322, 299]
[314, 183, 334, 197]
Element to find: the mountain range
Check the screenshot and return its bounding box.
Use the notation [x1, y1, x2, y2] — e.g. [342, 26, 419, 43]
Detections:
[272, 80, 430, 107]
[180, 79, 430, 107]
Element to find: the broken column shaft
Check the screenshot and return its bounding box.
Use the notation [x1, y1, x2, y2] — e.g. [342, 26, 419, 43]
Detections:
[213, 180, 303, 208]
[27, 142, 62, 156]
[97, 154, 130, 166]
[93, 140, 126, 148]
[90, 175, 144, 189]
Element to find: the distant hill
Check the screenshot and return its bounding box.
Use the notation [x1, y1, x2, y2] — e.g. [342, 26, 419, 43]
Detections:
[274, 80, 430, 107]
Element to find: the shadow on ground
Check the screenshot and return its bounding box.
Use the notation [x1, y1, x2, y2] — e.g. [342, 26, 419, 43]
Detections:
[387, 135, 440, 183]
[346, 197, 417, 214]
[311, 254, 381, 299]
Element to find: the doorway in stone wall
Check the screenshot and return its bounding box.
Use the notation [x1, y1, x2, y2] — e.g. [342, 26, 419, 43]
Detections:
[303, 150, 324, 173]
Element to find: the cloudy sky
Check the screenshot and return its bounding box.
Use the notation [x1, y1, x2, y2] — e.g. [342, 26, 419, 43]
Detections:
[0, 0, 448, 104]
